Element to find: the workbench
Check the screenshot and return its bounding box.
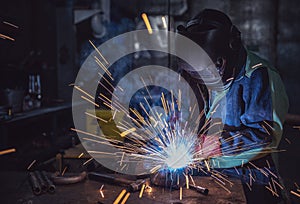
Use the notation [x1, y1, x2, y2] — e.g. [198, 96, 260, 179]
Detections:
[0, 171, 246, 204]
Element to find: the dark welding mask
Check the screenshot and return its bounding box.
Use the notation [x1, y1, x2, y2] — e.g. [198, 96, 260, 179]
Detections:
[177, 9, 242, 90]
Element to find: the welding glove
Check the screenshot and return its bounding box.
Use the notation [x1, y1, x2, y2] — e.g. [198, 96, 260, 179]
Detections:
[195, 134, 222, 159]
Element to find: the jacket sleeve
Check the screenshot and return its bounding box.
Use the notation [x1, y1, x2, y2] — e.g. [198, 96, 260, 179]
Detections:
[219, 68, 275, 156]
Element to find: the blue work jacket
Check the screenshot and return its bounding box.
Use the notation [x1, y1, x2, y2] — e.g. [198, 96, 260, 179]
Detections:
[208, 50, 289, 168]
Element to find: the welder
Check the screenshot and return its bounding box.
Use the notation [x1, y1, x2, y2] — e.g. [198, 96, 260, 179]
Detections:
[177, 9, 289, 204]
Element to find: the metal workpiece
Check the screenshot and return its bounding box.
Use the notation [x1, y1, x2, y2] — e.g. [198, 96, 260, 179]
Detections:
[35, 171, 48, 193]
[28, 172, 42, 195]
[56, 152, 64, 175]
[51, 171, 87, 185]
[29, 171, 56, 195]
[150, 171, 186, 187]
[41, 171, 56, 193]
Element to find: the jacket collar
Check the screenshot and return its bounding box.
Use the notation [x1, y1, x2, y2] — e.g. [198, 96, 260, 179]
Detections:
[244, 49, 276, 77]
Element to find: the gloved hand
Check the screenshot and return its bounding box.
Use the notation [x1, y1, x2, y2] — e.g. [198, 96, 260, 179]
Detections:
[195, 135, 222, 159]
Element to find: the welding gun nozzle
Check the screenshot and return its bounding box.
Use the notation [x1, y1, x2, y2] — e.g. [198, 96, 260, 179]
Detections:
[189, 184, 209, 195]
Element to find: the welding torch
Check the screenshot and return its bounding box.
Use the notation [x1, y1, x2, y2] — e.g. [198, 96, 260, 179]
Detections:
[189, 184, 209, 195]
[88, 172, 149, 192]
[170, 183, 209, 196]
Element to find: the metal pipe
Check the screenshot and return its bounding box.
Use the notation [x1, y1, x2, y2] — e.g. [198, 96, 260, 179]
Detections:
[51, 171, 87, 185]
[29, 172, 42, 195]
[41, 171, 56, 193]
[34, 171, 48, 193]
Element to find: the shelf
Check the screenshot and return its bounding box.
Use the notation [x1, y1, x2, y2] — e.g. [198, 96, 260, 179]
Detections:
[0, 102, 72, 124]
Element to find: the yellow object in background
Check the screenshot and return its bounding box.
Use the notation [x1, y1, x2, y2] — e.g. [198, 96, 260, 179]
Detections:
[86, 109, 125, 142]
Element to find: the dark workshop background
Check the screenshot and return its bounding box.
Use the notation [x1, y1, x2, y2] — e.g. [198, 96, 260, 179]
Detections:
[0, 0, 300, 202]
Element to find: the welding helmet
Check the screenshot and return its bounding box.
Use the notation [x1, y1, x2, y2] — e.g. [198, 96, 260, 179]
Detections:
[177, 9, 243, 89]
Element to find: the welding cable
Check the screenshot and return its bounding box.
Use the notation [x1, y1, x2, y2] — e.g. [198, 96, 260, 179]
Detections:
[41, 171, 56, 193]
[51, 171, 87, 185]
[28, 172, 42, 195]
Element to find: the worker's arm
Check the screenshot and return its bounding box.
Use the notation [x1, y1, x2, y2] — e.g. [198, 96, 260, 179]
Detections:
[200, 67, 288, 168]
[219, 68, 274, 155]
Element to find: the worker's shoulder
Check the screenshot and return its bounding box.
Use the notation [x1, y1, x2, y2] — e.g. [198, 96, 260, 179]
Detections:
[244, 50, 277, 78]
